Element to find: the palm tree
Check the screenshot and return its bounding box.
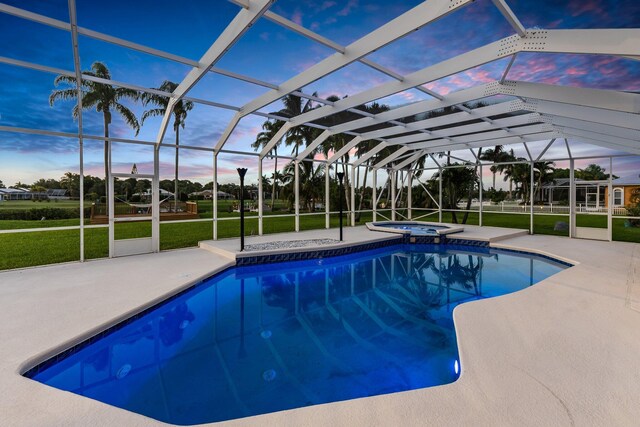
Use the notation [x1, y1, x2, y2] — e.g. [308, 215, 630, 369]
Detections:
[503, 160, 530, 201]
[479, 146, 504, 190]
[495, 149, 517, 198]
[279, 93, 318, 157]
[252, 119, 285, 209]
[50, 62, 140, 203]
[140, 80, 194, 211]
[533, 161, 555, 202]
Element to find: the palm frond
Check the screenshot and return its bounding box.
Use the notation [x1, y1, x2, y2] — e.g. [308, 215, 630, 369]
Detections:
[140, 91, 169, 107]
[53, 75, 77, 87]
[49, 88, 79, 106]
[114, 87, 140, 102]
[81, 91, 101, 111]
[141, 108, 167, 125]
[114, 102, 140, 134]
[90, 62, 111, 79]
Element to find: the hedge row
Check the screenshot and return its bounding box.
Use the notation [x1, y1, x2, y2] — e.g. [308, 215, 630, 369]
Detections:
[0, 207, 91, 220]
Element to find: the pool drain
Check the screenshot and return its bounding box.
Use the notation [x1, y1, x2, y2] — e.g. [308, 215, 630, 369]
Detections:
[262, 369, 277, 382]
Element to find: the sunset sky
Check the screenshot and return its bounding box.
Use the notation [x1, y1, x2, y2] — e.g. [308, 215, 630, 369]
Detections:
[0, 0, 638, 187]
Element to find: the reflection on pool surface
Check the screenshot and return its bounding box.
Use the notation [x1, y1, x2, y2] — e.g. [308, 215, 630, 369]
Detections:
[28, 244, 568, 425]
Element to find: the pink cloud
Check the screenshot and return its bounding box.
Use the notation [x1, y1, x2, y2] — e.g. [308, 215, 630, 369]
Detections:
[318, 1, 337, 11]
[566, 67, 587, 76]
[291, 8, 303, 26]
[567, 0, 607, 18]
[337, 0, 358, 17]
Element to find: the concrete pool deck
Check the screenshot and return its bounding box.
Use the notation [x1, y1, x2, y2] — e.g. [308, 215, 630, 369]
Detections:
[0, 225, 639, 426]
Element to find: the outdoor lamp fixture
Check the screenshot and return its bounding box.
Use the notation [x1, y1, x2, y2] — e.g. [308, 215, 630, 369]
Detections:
[337, 172, 344, 242]
[237, 168, 248, 251]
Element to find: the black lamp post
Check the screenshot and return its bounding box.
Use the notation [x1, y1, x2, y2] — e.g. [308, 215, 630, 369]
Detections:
[237, 168, 247, 251]
[337, 172, 344, 241]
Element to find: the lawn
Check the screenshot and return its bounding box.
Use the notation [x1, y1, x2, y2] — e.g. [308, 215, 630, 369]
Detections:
[0, 210, 637, 271]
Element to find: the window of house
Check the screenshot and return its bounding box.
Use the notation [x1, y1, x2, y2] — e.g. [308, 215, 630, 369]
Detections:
[613, 188, 623, 206]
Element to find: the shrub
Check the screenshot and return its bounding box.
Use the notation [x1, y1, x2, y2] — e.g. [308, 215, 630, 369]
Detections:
[0, 207, 91, 220]
[626, 188, 640, 226]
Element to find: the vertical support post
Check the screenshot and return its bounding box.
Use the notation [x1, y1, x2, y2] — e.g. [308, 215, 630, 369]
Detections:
[107, 140, 115, 258]
[325, 165, 330, 229]
[530, 161, 534, 235]
[237, 168, 247, 251]
[438, 167, 443, 223]
[152, 148, 160, 253]
[569, 159, 575, 238]
[478, 163, 483, 227]
[258, 157, 263, 236]
[372, 168, 377, 222]
[294, 159, 300, 232]
[407, 169, 413, 220]
[390, 169, 396, 221]
[213, 152, 218, 240]
[79, 137, 84, 261]
[337, 172, 344, 241]
[608, 157, 613, 242]
[350, 165, 356, 226]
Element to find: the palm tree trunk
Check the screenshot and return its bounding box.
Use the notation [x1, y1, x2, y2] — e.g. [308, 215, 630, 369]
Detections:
[447, 157, 460, 224]
[356, 160, 369, 221]
[492, 172, 496, 190]
[271, 147, 277, 209]
[462, 149, 482, 224]
[175, 125, 179, 212]
[342, 160, 351, 213]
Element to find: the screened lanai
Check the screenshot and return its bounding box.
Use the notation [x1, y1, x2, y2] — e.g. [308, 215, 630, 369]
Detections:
[0, 0, 638, 267]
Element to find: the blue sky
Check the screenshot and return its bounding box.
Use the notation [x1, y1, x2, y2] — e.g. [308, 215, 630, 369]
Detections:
[0, 0, 639, 186]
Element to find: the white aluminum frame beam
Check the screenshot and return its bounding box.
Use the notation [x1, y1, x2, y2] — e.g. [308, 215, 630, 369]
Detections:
[155, 0, 273, 146]
[357, 99, 524, 141]
[491, 0, 526, 37]
[384, 113, 542, 145]
[393, 150, 427, 170]
[322, 81, 639, 160]
[543, 116, 640, 142]
[217, 0, 474, 151]
[264, 29, 640, 130]
[327, 136, 362, 164]
[239, 0, 471, 116]
[523, 99, 640, 131]
[353, 143, 388, 167]
[297, 130, 332, 160]
[418, 131, 562, 154]
[373, 147, 411, 169]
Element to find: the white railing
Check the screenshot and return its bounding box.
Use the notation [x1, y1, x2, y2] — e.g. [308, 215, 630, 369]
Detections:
[461, 202, 628, 216]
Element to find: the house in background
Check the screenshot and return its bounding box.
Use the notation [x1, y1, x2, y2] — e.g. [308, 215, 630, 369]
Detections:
[0, 187, 33, 201]
[188, 190, 235, 200]
[605, 177, 640, 208]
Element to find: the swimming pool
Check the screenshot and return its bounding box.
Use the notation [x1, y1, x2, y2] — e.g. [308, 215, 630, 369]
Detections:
[25, 244, 568, 425]
[367, 221, 464, 236]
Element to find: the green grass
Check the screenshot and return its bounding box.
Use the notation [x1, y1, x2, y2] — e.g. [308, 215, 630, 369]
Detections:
[0, 210, 637, 271]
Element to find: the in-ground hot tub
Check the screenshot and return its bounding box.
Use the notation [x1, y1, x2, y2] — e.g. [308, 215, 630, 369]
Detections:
[366, 220, 464, 236]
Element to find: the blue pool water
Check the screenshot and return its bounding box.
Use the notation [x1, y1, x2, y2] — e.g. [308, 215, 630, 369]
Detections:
[27, 244, 568, 425]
